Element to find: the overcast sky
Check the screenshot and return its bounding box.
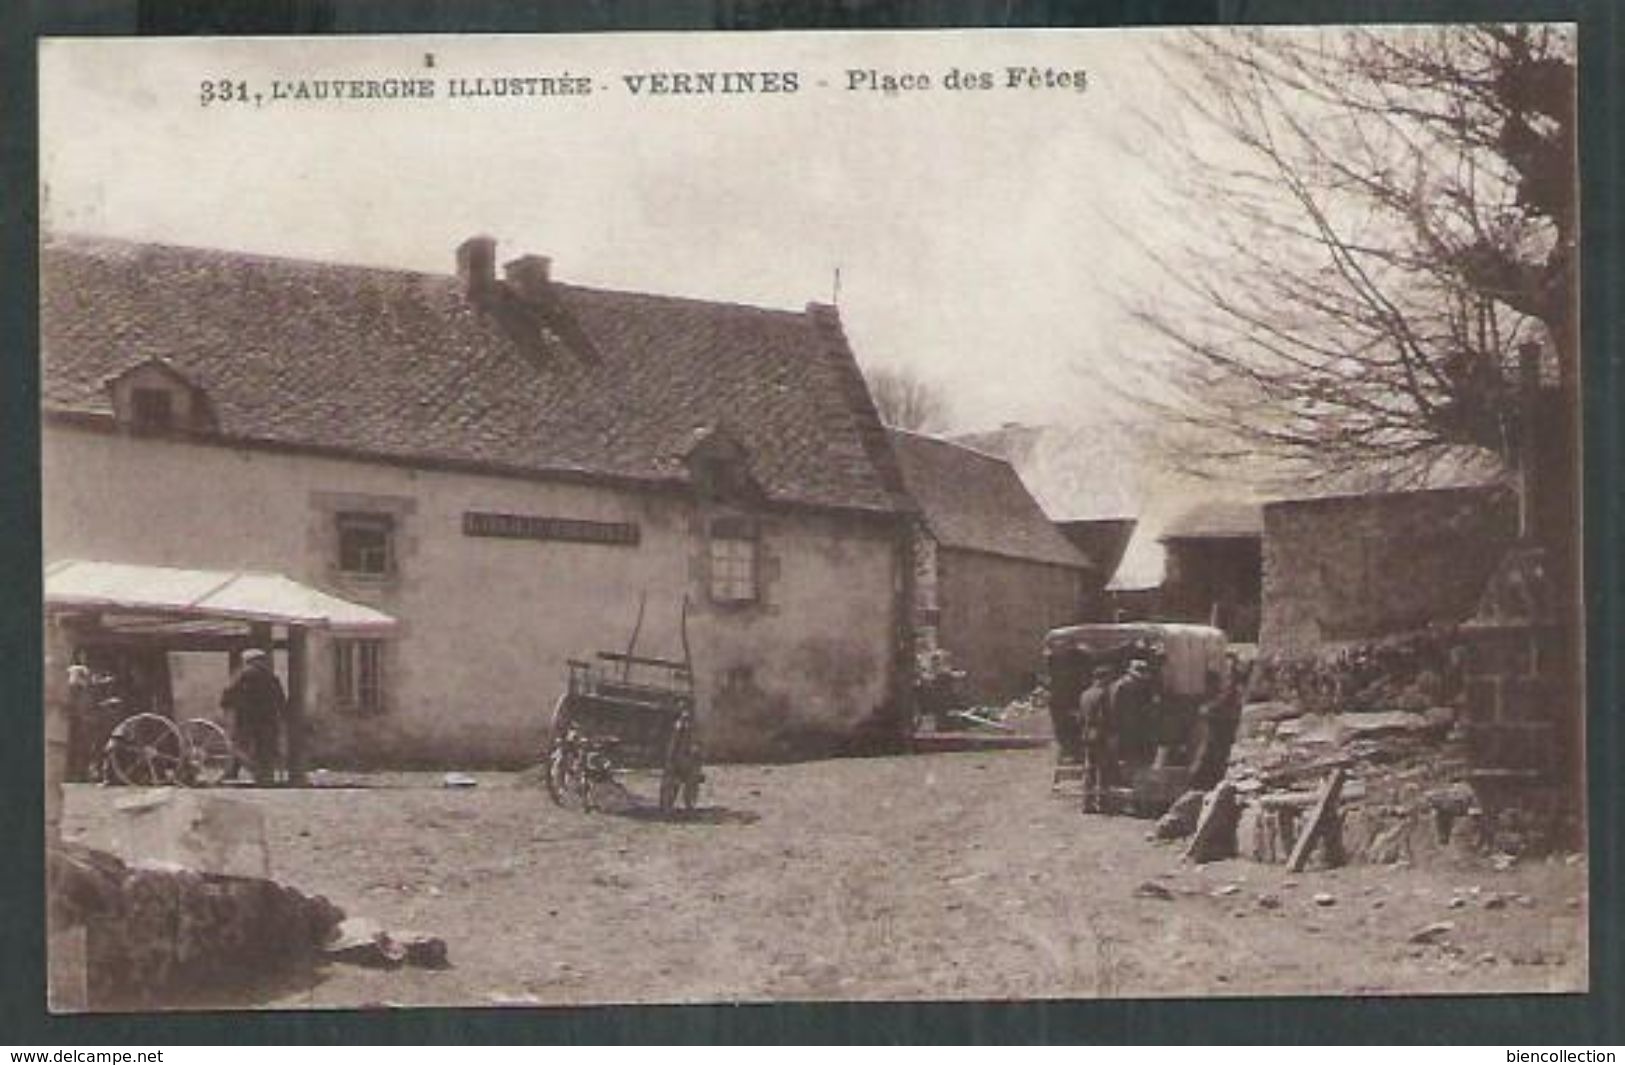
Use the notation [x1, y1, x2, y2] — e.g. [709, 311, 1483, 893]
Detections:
[40, 30, 1190, 433]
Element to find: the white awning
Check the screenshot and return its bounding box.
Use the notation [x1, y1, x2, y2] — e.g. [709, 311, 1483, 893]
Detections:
[44, 560, 398, 635]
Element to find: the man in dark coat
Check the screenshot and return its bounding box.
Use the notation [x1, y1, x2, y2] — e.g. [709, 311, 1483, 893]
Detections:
[1109, 658, 1156, 767]
[1077, 667, 1115, 814]
[220, 649, 286, 786]
[1191, 663, 1245, 790]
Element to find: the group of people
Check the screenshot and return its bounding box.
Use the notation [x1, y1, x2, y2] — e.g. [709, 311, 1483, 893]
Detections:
[61, 647, 289, 786]
[1057, 651, 1246, 815]
[1064, 658, 1160, 814]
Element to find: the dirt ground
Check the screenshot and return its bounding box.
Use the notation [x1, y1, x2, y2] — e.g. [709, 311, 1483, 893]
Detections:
[60, 748, 1588, 1008]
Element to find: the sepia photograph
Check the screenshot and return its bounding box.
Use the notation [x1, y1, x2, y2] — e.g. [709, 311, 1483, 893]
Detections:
[37, 24, 1588, 1012]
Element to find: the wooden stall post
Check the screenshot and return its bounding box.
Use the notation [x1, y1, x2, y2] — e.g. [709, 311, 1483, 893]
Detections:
[285, 626, 308, 785]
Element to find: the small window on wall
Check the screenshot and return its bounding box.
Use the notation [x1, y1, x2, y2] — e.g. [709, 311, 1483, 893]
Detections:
[337, 513, 394, 576]
[709, 517, 759, 604]
[334, 639, 385, 711]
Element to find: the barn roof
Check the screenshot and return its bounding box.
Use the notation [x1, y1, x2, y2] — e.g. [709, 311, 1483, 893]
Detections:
[1055, 518, 1136, 585]
[888, 430, 1093, 570]
[41, 234, 911, 515]
[1159, 499, 1265, 540]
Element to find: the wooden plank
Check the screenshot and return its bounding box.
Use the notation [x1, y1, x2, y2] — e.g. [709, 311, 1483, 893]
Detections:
[951, 710, 1014, 732]
[597, 651, 690, 671]
[285, 626, 308, 785]
[1258, 791, 1321, 810]
[1286, 768, 1346, 873]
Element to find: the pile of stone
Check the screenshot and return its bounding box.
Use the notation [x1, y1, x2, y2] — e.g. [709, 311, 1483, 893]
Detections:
[323, 916, 450, 970]
[1245, 627, 1463, 714]
[1226, 698, 1477, 867]
[48, 841, 346, 1009]
[1158, 629, 1493, 868]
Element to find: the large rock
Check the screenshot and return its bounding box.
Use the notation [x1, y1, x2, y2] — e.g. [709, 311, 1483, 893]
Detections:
[113, 789, 271, 879]
[1154, 790, 1207, 841]
[1336, 710, 1430, 737]
[48, 844, 343, 1010]
[322, 918, 449, 971]
[1185, 782, 1241, 864]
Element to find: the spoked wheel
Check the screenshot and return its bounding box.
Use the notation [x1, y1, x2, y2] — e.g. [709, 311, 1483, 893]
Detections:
[679, 759, 702, 811]
[660, 716, 700, 814]
[178, 718, 236, 787]
[105, 713, 186, 786]
[544, 695, 587, 809]
[547, 736, 590, 810]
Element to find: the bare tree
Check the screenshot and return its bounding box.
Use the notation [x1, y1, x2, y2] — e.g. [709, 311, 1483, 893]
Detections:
[867, 365, 951, 432]
[1117, 25, 1576, 490]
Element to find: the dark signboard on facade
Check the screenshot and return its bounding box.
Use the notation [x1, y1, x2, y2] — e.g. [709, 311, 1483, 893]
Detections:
[462, 511, 640, 547]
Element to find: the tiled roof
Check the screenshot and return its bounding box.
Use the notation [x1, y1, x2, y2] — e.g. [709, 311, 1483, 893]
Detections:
[1159, 499, 1265, 540]
[888, 430, 1092, 570]
[41, 234, 911, 514]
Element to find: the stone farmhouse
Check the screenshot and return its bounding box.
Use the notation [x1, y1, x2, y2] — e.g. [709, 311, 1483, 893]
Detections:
[42, 234, 922, 765]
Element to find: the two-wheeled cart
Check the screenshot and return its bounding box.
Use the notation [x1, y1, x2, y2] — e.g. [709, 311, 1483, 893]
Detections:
[543, 598, 704, 814]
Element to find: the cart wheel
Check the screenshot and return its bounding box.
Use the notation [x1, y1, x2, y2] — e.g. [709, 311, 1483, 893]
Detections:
[105, 713, 185, 786]
[657, 728, 683, 815]
[544, 695, 586, 809]
[547, 736, 590, 810]
[178, 718, 235, 787]
[660, 717, 699, 814]
[679, 720, 702, 811]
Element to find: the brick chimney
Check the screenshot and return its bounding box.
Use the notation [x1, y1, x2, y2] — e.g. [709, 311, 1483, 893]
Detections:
[503, 255, 553, 303]
[456, 235, 497, 303]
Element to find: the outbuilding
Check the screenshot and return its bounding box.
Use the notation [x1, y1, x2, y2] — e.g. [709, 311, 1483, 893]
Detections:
[888, 430, 1094, 701]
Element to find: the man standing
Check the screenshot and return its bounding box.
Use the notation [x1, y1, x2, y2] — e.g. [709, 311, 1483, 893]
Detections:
[220, 649, 286, 786]
[1077, 666, 1114, 814]
[64, 659, 96, 782]
[1110, 658, 1155, 768]
[1191, 661, 1245, 790]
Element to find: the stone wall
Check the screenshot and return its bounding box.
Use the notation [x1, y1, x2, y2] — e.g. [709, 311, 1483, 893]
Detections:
[1218, 616, 1572, 866]
[45, 424, 906, 764]
[936, 549, 1083, 702]
[909, 519, 941, 659]
[1260, 486, 1517, 653]
[1456, 545, 1582, 846]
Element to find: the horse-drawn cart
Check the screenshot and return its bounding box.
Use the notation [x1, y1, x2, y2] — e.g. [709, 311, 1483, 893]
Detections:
[543, 599, 704, 814]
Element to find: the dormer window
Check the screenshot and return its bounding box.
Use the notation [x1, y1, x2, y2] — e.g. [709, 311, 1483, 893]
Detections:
[682, 425, 760, 504]
[131, 388, 175, 430]
[104, 358, 214, 434]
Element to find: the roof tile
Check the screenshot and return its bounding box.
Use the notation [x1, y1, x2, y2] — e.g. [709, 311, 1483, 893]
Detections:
[42, 235, 909, 514]
[889, 429, 1091, 569]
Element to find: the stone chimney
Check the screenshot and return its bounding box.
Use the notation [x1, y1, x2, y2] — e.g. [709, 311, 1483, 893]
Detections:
[456, 235, 497, 302]
[503, 255, 553, 303]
